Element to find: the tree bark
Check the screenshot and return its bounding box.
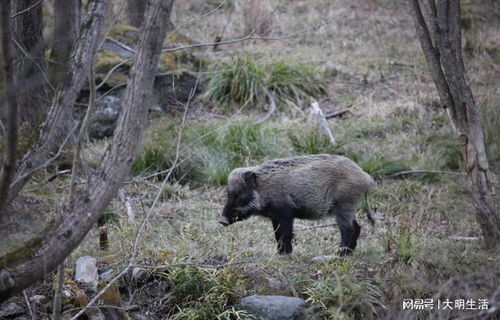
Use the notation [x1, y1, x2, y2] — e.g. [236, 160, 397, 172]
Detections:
[126, 0, 148, 28]
[409, 0, 500, 249]
[6, 0, 109, 205]
[0, 0, 19, 215]
[0, 0, 174, 301]
[11, 0, 48, 128]
[50, 0, 82, 85]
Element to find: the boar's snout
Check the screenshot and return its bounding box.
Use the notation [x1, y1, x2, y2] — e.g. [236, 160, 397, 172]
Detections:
[218, 215, 230, 226]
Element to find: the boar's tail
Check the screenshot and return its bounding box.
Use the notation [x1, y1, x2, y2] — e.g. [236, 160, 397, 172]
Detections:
[364, 192, 375, 226]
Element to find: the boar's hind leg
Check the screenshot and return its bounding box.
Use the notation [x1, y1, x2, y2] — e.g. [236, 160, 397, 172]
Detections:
[334, 206, 360, 256]
[271, 217, 294, 255]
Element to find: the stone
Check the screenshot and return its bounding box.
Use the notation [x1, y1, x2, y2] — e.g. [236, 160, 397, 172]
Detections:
[88, 96, 122, 139]
[131, 267, 148, 283]
[99, 268, 114, 281]
[236, 295, 306, 320]
[0, 301, 24, 317]
[75, 256, 98, 292]
[29, 295, 47, 305]
[311, 255, 337, 262]
[243, 268, 292, 296]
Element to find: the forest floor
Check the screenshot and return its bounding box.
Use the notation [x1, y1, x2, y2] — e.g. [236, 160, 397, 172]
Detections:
[6, 0, 500, 319]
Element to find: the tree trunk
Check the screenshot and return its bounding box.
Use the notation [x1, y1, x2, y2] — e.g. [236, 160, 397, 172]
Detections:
[11, 0, 48, 128]
[0, 0, 19, 214]
[126, 0, 148, 28]
[6, 0, 109, 205]
[409, 0, 500, 249]
[50, 0, 81, 85]
[0, 0, 174, 301]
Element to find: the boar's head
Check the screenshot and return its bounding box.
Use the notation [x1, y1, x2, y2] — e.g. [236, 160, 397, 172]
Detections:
[219, 171, 262, 226]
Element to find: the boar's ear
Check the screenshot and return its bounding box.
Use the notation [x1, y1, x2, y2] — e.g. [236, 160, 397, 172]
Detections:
[243, 171, 258, 188]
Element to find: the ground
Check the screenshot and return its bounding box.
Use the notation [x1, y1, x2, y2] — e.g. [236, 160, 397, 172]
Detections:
[4, 0, 500, 319]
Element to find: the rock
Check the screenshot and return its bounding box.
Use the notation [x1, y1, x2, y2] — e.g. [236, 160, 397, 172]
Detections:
[311, 255, 337, 262]
[75, 256, 98, 292]
[236, 295, 306, 320]
[88, 96, 122, 139]
[0, 301, 24, 317]
[86, 309, 106, 320]
[131, 267, 148, 283]
[153, 72, 202, 111]
[243, 268, 292, 296]
[87, 72, 202, 140]
[29, 294, 47, 305]
[99, 268, 114, 281]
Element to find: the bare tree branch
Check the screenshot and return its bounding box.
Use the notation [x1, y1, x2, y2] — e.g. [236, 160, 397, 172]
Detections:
[10, 0, 44, 19]
[8, 0, 109, 204]
[0, 0, 174, 301]
[310, 100, 336, 146]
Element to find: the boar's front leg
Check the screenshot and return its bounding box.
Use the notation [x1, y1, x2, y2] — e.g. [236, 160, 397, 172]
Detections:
[271, 217, 294, 255]
[334, 204, 360, 256]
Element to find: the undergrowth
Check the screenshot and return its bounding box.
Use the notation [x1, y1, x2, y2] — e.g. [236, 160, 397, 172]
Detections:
[202, 55, 328, 111]
[132, 118, 413, 186]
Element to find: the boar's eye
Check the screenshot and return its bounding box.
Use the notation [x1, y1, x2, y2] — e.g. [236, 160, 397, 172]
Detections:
[235, 194, 252, 206]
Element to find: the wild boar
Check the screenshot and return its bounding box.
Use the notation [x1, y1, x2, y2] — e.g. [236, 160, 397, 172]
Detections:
[218, 154, 375, 255]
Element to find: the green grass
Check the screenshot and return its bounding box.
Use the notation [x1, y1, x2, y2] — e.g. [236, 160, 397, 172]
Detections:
[202, 55, 328, 111]
[163, 266, 250, 320]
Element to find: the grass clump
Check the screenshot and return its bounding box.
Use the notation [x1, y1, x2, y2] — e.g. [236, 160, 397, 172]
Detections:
[304, 259, 383, 319]
[131, 146, 173, 176]
[165, 266, 249, 320]
[360, 156, 412, 179]
[203, 56, 264, 110]
[203, 55, 327, 112]
[424, 132, 463, 170]
[288, 126, 343, 155]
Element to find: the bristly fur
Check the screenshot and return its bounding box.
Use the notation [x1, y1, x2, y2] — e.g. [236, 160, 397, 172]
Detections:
[222, 154, 375, 255]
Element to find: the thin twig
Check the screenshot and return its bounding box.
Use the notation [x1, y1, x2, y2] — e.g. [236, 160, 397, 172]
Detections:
[10, 0, 44, 19]
[311, 100, 336, 146]
[252, 89, 277, 125]
[23, 290, 35, 320]
[133, 258, 267, 270]
[96, 23, 322, 95]
[161, 23, 323, 53]
[390, 169, 464, 177]
[11, 38, 55, 91]
[52, 262, 65, 320]
[71, 75, 200, 320]
[69, 63, 97, 207]
[166, 0, 227, 41]
[105, 37, 135, 55]
[324, 109, 353, 119]
[118, 189, 134, 224]
[10, 122, 78, 188]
